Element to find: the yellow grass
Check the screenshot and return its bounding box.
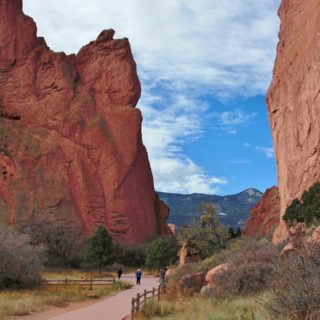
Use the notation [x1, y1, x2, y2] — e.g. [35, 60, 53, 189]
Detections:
[42, 269, 115, 280]
[0, 269, 132, 320]
[136, 293, 289, 320]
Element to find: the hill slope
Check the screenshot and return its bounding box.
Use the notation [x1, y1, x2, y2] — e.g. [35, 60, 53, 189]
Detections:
[159, 188, 263, 229]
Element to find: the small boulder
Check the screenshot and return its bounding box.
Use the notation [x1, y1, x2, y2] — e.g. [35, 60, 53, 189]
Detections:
[205, 263, 229, 286]
[178, 273, 205, 293]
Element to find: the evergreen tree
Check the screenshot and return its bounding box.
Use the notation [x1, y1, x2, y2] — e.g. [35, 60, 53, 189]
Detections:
[228, 227, 236, 239]
[82, 226, 115, 272]
[145, 238, 175, 270]
[235, 227, 242, 237]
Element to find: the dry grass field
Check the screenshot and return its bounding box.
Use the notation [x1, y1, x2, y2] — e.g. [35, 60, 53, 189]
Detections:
[0, 270, 132, 320]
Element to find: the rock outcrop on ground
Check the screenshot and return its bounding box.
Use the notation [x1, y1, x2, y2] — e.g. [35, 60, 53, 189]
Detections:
[0, 0, 170, 244]
[267, 0, 320, 243]
[243, 187, 280, 237]
[205, 263, 229, 286]
[179, 241, 200, 267]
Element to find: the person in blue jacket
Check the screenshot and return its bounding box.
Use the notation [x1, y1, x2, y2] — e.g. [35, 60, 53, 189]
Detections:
[136, 269, 142, 285]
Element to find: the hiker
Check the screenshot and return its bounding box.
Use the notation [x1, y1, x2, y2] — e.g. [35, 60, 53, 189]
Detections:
[159, 269, 166, 287]
[117, 267, 123, 280]
[136, 269, 142, 285]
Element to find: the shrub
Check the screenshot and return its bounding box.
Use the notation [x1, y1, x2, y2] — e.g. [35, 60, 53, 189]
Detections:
[266, 239, 320, 319]
[168, 236, 261, 284]
[212, 240, 279, 298]
[0, 226, 45, 289]
[283, 181, 320, 226]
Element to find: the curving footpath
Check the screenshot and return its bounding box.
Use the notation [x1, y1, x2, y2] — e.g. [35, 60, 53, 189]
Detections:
[48, 274, 159, 320]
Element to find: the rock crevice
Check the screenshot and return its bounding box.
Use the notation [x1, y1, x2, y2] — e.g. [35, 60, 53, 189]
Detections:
[0, 0, 170, 244]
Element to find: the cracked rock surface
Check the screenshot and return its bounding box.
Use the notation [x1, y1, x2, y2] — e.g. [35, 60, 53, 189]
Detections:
[0, 0, 170, 244]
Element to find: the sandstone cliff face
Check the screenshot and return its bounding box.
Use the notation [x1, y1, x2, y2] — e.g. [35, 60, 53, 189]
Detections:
[0, 0, 169, 244]
[243, 187, 280, 237]
[267, 0, 320, 242]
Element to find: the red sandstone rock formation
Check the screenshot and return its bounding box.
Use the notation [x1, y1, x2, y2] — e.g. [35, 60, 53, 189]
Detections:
[205, 263, 229, 286]
[0, 0, 170, 244]
[243, 187, 280, 237]
[267, 0, 320, 243]
[179, 241, 200, 267]
[167, 223, 176, 235]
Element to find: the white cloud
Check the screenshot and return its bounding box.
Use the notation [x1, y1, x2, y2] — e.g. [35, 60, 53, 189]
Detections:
[244, 142, 251, 147]
[211, 109, 257, 134]
[140, 92, 227, 194]
[22, 0, 280, 193]
[151, 157, 227, 194]
[23, 0, 280, 97]
[256, 146, 274, 158]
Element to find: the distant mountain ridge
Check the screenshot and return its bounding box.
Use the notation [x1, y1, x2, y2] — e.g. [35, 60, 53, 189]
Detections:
[158, 188, 263, 230]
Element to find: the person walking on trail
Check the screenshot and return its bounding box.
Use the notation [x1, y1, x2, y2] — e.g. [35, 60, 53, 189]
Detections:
[117, 267, 123, 280]
[159, 269, 166, 287]
[136, 269, 142, 285]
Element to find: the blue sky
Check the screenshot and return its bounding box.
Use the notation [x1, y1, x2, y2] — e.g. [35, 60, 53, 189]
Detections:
[23, 0, 281, 195]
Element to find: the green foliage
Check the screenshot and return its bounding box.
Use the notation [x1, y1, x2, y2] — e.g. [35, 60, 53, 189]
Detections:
[283, 181, 320, 226]
[177, 203, 228, 258]
[145, 238, 177, 269]
[82, 226, 115, 272]
[228, 227, 241, 239]
[115, 245, 147, 268]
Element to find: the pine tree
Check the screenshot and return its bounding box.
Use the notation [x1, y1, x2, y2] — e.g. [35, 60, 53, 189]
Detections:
[82, 226, 115, 272]
[145, 238, 175, 270]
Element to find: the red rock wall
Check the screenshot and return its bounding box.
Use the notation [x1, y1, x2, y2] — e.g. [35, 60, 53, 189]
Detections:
[0, 0, 169, 244]
[267, 0, 320, 242]
[243, 187, 280, 237]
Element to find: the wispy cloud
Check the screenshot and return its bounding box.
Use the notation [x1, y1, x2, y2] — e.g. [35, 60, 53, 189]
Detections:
[23, 0, 280, 97]
[140, 91, 227, 194]
[211, 109, 257, 134]
[23, 0, 280, 194]
[256, 147, 274, 158]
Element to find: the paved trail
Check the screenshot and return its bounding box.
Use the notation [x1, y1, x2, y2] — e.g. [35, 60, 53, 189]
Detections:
[48, 274, 159, 320]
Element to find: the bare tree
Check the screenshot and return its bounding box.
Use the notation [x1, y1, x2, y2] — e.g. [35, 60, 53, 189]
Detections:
[0, 225, 45, 288]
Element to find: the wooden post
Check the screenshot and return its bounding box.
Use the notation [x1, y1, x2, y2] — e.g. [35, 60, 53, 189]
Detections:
[144, 289, 147, 304]
[131, 297, 135, 320]
[157, 285, 160, 302]
[152, 287, 155, 298]
[90, 275, 93, 291]
[136, 293, 140, 312]
[64, 278, 68, 286]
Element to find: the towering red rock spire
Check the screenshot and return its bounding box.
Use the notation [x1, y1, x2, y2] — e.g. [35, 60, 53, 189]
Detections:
[267, 0, 320, 242]
[0, 0, 170, 244]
